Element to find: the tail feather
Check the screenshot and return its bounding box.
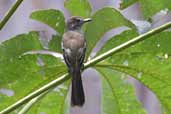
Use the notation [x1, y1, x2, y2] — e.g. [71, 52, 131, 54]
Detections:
[71, 68, 85, 106]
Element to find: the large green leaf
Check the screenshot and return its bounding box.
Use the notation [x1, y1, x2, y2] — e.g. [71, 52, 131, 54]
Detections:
[0, 32, 43, 60]
[0, 54, 66, 111]
[0, 32, 66, 111]
[120, 0, 171, 19]
[96, 29, 171, 114]
[98, 31, 171, 56]
[96, 30, 138, 56]
[97, 53, 171, 114]
[64, 0, 92, 18]
[28, 82, 69, 114]
[120, 0, 138, 9]
[30, 9, 65, 35]
[139, 0, 171, 19]
[96, 68, 146, 114]
[48, 35, 62, 53]
[136, 31, 171, 54]
[85, 7, 136, 59]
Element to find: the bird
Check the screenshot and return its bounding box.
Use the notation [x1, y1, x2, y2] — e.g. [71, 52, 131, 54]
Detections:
[61, 16, 92, 106]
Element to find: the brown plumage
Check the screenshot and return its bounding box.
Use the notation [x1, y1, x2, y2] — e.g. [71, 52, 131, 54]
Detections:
[62, 17, 91, 106]
[62, 31, 86, 51]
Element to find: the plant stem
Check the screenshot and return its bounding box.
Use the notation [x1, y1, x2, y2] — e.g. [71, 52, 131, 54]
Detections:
[0, 74, 70, 114]
[0, 21, 171, 114]
[84, 21, 171, 68]
[0, 0, 24, 30]
[18, 91, 49, 114]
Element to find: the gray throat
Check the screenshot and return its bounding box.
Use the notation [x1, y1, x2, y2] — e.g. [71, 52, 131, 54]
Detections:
[67, 27, 83, 34]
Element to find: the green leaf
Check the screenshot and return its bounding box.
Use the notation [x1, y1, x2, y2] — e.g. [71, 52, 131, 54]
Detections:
[96, 67, 146, 114]
[85, 7, 136, 59]
[139, 0, 171, 19]
[28, 82, 69, 114]
[120, 0, 171, 19]
[99, 53, 171, 114]
[120, 0, 138, 9]
[96, 30, 171, 114]
[96, 30, 138, 56]
[136, 31, 171, 54]
[0, 32, 43, 60]
[0, 33, 66, 110]
[48, 35, 62, 53]
[64, 0, 92, 18]
[0, 54, 66, 111]
[30, 9, 65, 35]
[98, 31, 171, 57]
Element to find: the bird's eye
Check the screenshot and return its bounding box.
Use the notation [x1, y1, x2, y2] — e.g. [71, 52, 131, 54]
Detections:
[77, 19, 81, 22]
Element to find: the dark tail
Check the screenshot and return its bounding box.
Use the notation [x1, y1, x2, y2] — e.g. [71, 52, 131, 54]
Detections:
[71, 67, 85, 106]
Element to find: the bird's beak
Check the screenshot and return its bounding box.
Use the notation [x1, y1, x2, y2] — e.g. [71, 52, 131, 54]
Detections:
[83, 18, 92, 23]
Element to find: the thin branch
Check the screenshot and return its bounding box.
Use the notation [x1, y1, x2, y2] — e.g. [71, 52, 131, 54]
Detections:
[84, 22, 171, 68]
[0, 74, 70, 114]
[0, 21, 171, 114]
[18, 90, 50, 114]
[0, 0, 24, 30]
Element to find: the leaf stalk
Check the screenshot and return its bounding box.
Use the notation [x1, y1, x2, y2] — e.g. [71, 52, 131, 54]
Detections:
[0, 0, 24, 30]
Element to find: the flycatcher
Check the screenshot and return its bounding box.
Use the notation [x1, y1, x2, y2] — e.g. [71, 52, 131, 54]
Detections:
[62, 17, 92, 106]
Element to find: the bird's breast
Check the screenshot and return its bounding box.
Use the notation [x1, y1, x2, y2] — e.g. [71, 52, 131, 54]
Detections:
[62, 31, 86, 51]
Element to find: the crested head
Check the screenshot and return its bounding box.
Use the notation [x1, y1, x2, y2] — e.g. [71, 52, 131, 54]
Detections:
[67, 16, 92, 30]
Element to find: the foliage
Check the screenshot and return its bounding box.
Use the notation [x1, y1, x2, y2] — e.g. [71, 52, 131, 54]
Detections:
[85, 7, 136, 59]
[64, 0, 92, 18]
[30, 9, 65, 35]
[119, 0, 138, 10]
[120, 0, 171, 19]
[0, 0, 171, 114]
[0, 32, 66, 111]
[96, 68, 146, 114]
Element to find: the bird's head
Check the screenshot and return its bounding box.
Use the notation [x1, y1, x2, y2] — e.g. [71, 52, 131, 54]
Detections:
[67, 16, 92, 30]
